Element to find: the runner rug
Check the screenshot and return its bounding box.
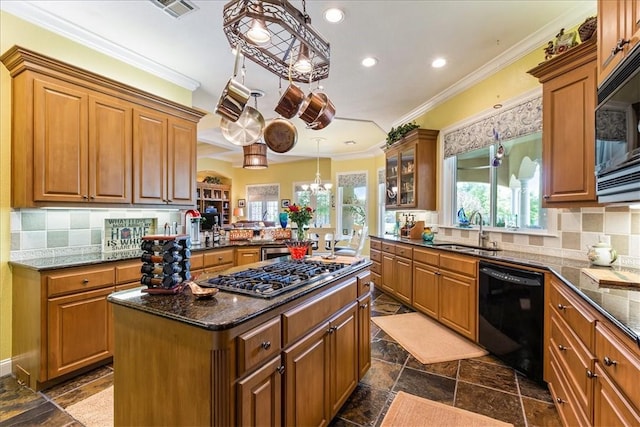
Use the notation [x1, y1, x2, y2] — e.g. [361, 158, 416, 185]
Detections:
[380, 391, 513, 427]
[371, 312, 488, 364]
[65, 386, 113, 427]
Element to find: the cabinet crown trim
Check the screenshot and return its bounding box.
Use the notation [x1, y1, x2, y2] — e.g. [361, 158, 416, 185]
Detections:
[0, 45, 206, 122]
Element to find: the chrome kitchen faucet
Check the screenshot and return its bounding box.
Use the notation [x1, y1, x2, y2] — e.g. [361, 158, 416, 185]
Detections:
[470, 211, 489, 248]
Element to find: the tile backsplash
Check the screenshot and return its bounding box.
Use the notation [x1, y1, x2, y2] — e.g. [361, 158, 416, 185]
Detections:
[440, 206, 639, 268]
[10, 208, 183, 261]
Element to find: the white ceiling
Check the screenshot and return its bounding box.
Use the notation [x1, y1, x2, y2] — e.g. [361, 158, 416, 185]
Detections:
[2, 0, 596, 166]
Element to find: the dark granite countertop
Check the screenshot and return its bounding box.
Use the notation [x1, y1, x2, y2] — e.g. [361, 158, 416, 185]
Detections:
[8, 239, 291, 271]
[107, 257, 371, 331]
[373, 235, 640, 345]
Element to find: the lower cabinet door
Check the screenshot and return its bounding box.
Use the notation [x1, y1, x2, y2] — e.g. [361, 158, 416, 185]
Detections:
[237, 356, 283, 427]
[413, 262, 438, 318]
[47, 287, 114, 379]
[438, 271, 476, 341]
[284, 322, 330, 427]
[330, 303, 358, 415]
[358, 295, 372, 380]
[594, 364, 640, 427]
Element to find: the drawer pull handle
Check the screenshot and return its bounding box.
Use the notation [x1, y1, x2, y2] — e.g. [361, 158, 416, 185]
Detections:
[82, 279, 90, 284]
[557, 304, 567, 310]
[603, 356, 617, 367]
[360, 303, 368, 309]
[365, 281, 372, 287]
[586, 370, 598, 379]
[276, 365, 285, 375]
[261, 341, 271, 350]
[558, 344, 567, 351]
[327, 326, 338, 334]
[218, 256, 223, 260]
[556, 397, 565, 404]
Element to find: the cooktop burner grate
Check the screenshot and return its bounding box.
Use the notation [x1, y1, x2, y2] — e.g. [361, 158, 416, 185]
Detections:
[202, 260, 350, 298]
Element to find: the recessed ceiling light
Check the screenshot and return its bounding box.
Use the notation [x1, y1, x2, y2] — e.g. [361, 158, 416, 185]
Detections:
[362, 57, 378, 67]
[324, 8, 344, 23]
[431, 58, 446, 68]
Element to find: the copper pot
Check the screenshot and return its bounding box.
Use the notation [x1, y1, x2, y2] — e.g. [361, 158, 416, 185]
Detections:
[263, 118, 298, 153]
[274, 83, 304, 119]
[309, 93, 335, 130]
[298, 91, 327, 126]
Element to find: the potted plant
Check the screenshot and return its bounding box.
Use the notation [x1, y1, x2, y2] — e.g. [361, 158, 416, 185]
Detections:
[386, 122, 420, 147]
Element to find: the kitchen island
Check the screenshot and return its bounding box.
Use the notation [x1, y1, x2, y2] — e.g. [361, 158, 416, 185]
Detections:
[107, 257, 372, 427]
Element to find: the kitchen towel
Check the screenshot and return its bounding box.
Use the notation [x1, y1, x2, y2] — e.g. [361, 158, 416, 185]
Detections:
[372, 312, 487, 364]
[65, 386, 113, 427]
[380, 391, 513, 427]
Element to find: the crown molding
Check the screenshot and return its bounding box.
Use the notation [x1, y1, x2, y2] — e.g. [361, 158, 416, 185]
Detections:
[393, 2, 596, 127]
[1, 1, 200, 91]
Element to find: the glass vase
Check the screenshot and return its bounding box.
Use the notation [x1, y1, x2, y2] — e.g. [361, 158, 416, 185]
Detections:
[296, 225, 306, 242]
[279, 212, 288, 229]
[286, 240, 311, 260]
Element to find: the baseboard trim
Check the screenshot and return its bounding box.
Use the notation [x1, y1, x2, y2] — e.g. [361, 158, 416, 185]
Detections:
[0, 358, 12, 377]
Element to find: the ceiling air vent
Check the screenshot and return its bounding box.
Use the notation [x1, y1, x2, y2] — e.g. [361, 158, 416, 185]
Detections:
[150, 0, 198, 18]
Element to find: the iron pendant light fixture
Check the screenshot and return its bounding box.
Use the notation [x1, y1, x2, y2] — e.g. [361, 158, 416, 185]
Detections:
[223, 0, 330, 83]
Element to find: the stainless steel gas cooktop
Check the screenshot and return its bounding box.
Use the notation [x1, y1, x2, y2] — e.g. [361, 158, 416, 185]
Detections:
[202, 260, 353, 298]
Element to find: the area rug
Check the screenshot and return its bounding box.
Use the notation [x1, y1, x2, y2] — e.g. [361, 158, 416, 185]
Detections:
[65, 386, 113, 427]
[380, 391, 513, 427]
[372, 312, 487, 364]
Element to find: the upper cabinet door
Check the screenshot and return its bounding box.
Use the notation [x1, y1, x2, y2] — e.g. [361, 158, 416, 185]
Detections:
[132, 107, 168, 205]
[398, 145, 416, 207]
[33, 78, 89, 203]
[89, 95, 132, 203]
[167, 117, 197, 206]
[598, 0, 640, 84]
[385, 151, 399, 207]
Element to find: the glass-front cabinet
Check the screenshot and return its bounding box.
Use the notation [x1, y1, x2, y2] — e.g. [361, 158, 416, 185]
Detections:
[384, 129, 439, 210]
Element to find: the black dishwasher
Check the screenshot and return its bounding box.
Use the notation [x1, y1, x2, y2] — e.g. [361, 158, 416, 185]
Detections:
[478, 261, 544, 384]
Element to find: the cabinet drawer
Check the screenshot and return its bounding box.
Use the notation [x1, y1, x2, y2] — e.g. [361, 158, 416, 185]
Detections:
[595, 322, 640, 407]
[357, 271, 372, 296]
[381, 243, 395, 253]
[395, 244, 413, 259]
[282, 277, 357, 346]
[369, 249, 381, 262]
[370, 239, 381, 250]
[370, 261, 381, 275]
[115, 260, 141, 285]
[550, 280, 596, 350]
[439, 253, 476, 278]
[189, 253, 204, 271]
[203, 249, 234, 267]
[550, 313, 595, 413]
[47, 266, 115, 297]
[413, 248, 439, 266]
[549, 349, 590, 427]
[237, 317, 281, 375]
[594, 364, 640, 426]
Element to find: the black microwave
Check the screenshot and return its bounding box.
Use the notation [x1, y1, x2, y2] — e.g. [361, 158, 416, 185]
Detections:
[595, 42, 640, 203]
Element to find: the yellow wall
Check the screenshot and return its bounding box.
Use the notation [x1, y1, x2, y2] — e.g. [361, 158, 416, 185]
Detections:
[0, 11, 193, 363]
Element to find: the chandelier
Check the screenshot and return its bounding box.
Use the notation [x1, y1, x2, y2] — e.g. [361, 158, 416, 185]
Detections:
[222, 0, 330, 83]
[302, 138, 332, 194]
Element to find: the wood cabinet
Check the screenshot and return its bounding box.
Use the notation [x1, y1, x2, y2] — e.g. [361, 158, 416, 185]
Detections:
[394, 244, 413, 305]
[528, 39, 598, 207]
[197, 183, 231, 225]
[0, 45, 204, 208]
[546, 276, 640, 426]
[236, 247, 261, 266]
[369, 238, 382, 290]
[203, 248, 234, 272]
[11, 262, 124, 390]
[384, 129, 439, 210]
[112, 264, 371, 426]
[411, 248, 478, 341]
[597, 0, 640, 84]
[237, 356, 283, 427]
[132, 108, 197, 206]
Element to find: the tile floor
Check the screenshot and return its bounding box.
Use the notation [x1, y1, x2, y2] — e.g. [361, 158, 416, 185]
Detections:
[0, 287, 560, 426]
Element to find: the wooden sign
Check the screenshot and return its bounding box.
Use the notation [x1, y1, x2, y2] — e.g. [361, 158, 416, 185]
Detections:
[103, 218, 157, 253]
